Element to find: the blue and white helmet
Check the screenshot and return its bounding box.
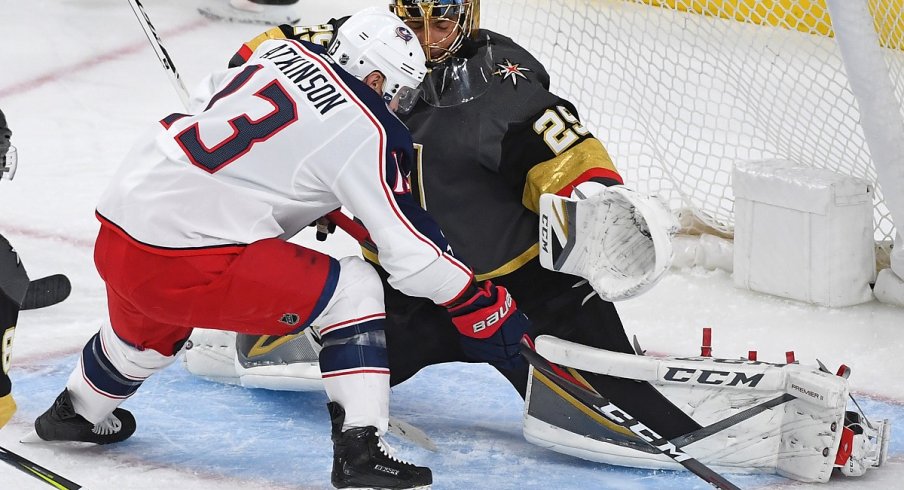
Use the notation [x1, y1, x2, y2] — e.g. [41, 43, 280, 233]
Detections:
[329, 7, 427, 113]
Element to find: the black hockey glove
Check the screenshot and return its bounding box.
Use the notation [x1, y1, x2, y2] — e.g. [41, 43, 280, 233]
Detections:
[446, 281, 529, 370]
[308, 217, 336, 242]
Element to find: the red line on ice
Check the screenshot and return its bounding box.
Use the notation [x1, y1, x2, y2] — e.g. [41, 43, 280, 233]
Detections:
[0, 18, 210, 98]
[0, 222, 95, 249]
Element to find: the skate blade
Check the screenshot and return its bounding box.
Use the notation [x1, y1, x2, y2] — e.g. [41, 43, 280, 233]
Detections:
[19, 430, 44, 443]
[19, 430, 97, 448]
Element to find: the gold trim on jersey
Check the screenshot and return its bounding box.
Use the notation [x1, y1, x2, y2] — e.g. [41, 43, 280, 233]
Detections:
[474, 243, 538, 281]
[363, 231, 535, 281]
[244, 26, 291, 53]
[522, 138, 617, 213]
[413, 143, 427, 209]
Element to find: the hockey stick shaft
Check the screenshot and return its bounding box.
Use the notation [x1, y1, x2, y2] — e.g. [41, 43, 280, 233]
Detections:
[325, 210, 378, 255]
[127, 0, 191, 109]
[520, 344, 741, 490]
[671, 393, 795, 448]
[0, 445, 81, 489]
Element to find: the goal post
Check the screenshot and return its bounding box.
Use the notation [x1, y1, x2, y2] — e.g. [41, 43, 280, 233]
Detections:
[481, 0, 904, 277]
[826, 0, 904, 278]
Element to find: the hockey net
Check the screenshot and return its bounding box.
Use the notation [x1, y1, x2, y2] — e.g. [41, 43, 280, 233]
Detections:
[482, 0, 904, 255]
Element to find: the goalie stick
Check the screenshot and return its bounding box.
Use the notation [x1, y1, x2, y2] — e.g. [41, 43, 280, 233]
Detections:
[0, 444, 81, 489]
[519, 340, 741, 490]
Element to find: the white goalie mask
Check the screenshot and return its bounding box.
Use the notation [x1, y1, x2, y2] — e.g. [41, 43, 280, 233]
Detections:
[329, 8, 428, 114]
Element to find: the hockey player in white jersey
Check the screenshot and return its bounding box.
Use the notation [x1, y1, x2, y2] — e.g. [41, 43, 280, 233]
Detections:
[31, 8, 530, 489]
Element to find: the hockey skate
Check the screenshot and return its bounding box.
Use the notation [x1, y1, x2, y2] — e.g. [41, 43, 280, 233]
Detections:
[329, 402, 432, 489]
[198, 0, 301, 26]
[33, 389, 135, 445]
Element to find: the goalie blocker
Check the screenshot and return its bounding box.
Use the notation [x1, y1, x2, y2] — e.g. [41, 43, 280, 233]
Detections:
[524, 335, 889, 482]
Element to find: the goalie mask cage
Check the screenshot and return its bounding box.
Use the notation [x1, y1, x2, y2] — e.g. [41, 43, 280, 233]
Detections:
[482, 0, 904, 259]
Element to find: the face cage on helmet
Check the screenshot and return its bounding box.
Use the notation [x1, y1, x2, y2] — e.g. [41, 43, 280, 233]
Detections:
[392, 1, 476, 63]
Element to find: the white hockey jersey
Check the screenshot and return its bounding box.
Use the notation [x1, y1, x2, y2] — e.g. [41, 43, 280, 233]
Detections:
[97, 39, 471, 305]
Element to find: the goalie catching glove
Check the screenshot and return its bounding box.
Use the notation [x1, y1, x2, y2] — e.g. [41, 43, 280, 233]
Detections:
[446, 281, 529, 370]
[539, 185, 678, 301]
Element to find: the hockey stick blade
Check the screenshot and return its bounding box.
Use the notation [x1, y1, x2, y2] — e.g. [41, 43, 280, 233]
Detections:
[0, 444, 82, 489]
[388, 416, 438, 452]
[520, 344, 741, 490]
[21, 274, 71, 310]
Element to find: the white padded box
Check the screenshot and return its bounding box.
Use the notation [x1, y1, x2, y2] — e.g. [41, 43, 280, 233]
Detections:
[733, 160, 875, 307]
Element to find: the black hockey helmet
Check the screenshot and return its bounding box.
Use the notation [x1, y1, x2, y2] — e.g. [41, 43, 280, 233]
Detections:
[391, 1, 480, 63]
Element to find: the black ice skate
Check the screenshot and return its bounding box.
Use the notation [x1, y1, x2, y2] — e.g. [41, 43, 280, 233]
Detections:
[34, 389, 135, 445]
[328, 402, 432, 489]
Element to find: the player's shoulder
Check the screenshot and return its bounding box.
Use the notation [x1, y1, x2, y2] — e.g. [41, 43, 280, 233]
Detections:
[454, 29, 554, 117]
[480, 29, 550, 83]
[255, 39, 409, 141]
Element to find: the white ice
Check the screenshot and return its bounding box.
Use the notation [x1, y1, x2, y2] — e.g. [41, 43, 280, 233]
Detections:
[0, 1, 902, 489]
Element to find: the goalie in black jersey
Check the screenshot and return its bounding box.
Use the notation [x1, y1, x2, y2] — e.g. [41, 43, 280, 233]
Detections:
[186, 1, 888, 482]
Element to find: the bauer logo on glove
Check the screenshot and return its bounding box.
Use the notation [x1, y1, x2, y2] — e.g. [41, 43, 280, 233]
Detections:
[446, 282, 529, 369]
[448, 282, 517, 339]
[469, 288, 513, 336]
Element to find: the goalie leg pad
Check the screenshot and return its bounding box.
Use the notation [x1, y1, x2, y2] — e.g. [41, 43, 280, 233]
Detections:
[183, 328, 326, 391]
[183, 256, 387, 392]
[523, 335, 880, 483]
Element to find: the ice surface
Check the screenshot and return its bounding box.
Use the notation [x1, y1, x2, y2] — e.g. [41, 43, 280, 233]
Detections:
[0, 1, 901, 489]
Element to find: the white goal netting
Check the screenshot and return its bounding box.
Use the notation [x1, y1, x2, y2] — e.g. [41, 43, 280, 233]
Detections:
[482, 0, 904, 245]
